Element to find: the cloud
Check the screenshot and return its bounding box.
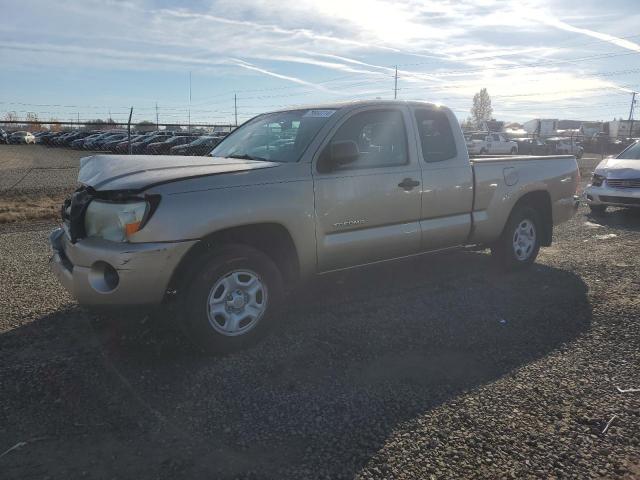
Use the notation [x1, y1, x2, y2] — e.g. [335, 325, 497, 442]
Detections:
[1, 0, 637, 123]
[535, 15, 640, 53]
[228, 59, 333, 92]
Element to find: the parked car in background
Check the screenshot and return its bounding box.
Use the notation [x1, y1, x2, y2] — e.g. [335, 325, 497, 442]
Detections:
[52, 132, 74, 146]
[170, 135, 222, 156]
[584, 141, 640, 214]
[513, 138, 551, 156]
[105, 134, 143, 153]
[71, 133, 101, 149]
[50, 100, 579, 352]
[41, 132, 67, 146]
[0, 128, 10, 144]
[466, 132, 518, 155]
[130, 132, 174, 153]
[58, 131, 93, 146]
[547, 137, 584, 159]
[146, 135, 195, 155]
[93, 133, 128, 150]
[84, 131, 127, 150]
[9, 131, 36, 144]
[114, 134, 151, 153]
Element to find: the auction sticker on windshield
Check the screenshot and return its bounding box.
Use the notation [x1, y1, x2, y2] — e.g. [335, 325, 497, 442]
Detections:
[303, 109, 336, 118]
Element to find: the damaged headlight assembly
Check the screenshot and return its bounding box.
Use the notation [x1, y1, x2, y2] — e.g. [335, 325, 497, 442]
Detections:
[84, 196, 159, 242]
[591, 173, 605, 187]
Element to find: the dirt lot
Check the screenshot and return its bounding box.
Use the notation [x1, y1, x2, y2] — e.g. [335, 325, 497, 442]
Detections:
[0, 145, 86, 223]
[0, 146, 639, 479]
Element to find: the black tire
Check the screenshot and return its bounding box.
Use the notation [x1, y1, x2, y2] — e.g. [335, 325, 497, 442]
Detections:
[491, 205, 541, 270]
[589, 205, 606, 215]
[510, 147, 517, 155]
[179, 245, 284, 353]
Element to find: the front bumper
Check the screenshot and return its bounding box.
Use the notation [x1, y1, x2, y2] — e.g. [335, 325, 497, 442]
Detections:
[49, 228, 196, 305]
[583, 185, 640, 208]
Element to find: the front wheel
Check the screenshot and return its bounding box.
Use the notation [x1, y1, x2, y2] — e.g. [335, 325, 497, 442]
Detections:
[491, 206, 541, 270]
[179, 245, 284, 353]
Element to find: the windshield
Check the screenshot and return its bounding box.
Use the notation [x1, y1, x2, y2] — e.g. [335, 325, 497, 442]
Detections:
[618, 141, 640, 159]
[470, 133, 485, 140]
[210, 109, 336, 162]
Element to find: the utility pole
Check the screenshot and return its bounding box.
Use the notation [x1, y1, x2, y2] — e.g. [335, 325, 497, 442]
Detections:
[628, 91, 636, 139]
[394, 66, 398, 100]
[188, 71, 192, 133]
[234, 94, 238, 127]
[77, 112, 80, 129]
[155, 102, 159, 130]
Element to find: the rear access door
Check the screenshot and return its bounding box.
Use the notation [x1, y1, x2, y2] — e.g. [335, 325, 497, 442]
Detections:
[410, 106, 474, 251]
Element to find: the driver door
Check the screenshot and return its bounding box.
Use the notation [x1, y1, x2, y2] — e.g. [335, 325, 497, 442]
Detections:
[312, 107, 422, 272]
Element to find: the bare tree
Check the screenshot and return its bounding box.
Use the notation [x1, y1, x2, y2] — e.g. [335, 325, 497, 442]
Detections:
[25, 112, 41, 132]
[471, 88, 493, 129]
[2, 111, 19, 129]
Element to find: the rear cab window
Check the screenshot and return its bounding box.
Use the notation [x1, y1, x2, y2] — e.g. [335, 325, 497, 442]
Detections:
[414, 108, 457, 163]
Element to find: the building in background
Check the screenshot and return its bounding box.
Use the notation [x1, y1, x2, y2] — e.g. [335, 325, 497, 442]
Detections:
[523, 118, 558, 137]
[604, 119, 640, 139]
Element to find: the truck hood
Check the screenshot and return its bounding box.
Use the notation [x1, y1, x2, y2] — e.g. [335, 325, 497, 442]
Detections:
[594, 158, 640, 179]
[78, 154, 280, 191]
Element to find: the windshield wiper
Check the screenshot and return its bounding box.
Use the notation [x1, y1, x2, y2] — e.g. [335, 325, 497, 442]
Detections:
[227, 153, 271, 161]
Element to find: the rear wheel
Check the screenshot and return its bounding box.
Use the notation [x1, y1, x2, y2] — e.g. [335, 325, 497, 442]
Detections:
[491, 205, 541, 270]
[179, 245, 284, 353]
[589, 205, 607, 215]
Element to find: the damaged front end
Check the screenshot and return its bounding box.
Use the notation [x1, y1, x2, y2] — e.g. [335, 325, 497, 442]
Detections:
[61, 186, 160, 244]
[50, 188, 194, 306]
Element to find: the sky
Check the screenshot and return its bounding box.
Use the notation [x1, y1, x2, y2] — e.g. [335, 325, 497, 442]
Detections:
[1, 0, 639, 126]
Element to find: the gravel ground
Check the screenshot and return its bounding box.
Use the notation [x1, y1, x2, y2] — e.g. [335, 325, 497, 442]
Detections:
[0, 201, 638, 479]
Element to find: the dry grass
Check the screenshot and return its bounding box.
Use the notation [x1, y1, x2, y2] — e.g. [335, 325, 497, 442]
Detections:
[0, 192, 68, 223]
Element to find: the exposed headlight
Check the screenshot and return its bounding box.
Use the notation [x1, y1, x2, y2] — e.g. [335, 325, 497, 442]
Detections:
[591, 173, 604, 187]
[84, 200, 149, 242]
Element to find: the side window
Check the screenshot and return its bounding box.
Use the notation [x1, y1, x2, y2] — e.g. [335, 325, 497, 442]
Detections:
[414, 108, 457, 163]
[327, 109, 408, 170]
[492, 134, 500, 141]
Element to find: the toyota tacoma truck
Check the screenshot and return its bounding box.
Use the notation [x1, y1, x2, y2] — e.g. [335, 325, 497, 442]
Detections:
[49, 101, 579, 351]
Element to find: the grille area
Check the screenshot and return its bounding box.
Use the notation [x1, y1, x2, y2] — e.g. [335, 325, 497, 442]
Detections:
[599, 195, 640, 206]
[606, 178, 640, 189]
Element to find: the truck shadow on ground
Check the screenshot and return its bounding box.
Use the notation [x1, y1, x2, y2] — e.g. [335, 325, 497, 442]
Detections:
[586, 207, 640, 232]
[1, 250, 592, 479]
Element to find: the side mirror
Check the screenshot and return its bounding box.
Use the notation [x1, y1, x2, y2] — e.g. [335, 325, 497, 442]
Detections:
[331, 140, 359, 165]
[318, 140, 359, 172]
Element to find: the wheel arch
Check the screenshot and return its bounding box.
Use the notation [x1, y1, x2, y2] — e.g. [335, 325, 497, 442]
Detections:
[507, 190, 553, 246]
[165, 222, 301, 301]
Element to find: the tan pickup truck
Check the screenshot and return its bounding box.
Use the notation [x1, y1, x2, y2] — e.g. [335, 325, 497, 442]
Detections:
[49, 101, 580, 351]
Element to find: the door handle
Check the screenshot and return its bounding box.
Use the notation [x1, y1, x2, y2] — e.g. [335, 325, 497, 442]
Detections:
[398, 178, 420, 190]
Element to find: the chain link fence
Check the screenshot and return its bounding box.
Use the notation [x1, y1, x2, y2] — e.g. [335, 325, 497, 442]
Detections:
[0, 119, 235, 157]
